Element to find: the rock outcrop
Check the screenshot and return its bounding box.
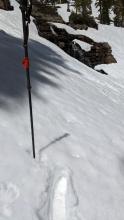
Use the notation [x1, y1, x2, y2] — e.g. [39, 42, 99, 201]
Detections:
[69, 41, 116, 68]
[68, 18, 98, 30]
[0, 0, 13, 10]
[31, 1, 63, 23]
[31, 1, 117, 69]
[34, 19, 116, 68]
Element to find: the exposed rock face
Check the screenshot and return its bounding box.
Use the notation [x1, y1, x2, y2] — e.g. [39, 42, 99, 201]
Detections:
[34, 20, 116, 68]
[31, 2, 63, 23]
[90, 43, 116, 66]
[0, 0, 116, 69]
[0, 0, 13, 10]
[30, 1, 116, 69]
[69, 19, 98, 30]
[68, 13, 98, 30]
[69, 41, 116, 68]
[68, 23, 88, 30]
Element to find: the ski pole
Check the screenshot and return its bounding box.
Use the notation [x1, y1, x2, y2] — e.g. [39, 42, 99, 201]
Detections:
[20, 0, 36, 158]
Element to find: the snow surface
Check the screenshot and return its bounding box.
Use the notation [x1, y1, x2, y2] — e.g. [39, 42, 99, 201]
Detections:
[50, 22, 77, 35]
[73, 39, 91, 51]
[57, 4, 71, 23]
[1, 1, 124, 220]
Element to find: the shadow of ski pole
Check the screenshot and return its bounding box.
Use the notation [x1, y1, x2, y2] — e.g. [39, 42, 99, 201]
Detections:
[39, 133, 70, 154]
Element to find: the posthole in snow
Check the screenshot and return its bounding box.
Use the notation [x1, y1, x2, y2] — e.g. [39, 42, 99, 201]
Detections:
[52, 176, 67, 220]
[50, 169, 79, 220]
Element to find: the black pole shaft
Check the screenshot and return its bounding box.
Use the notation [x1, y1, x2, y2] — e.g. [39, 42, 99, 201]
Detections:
[26, 67, 36, 159]
[21, 7, 36, 159]
[24, 47, 36, 159]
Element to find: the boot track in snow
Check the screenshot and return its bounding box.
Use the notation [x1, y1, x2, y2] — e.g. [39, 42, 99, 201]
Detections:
[37, 165, 79, 220]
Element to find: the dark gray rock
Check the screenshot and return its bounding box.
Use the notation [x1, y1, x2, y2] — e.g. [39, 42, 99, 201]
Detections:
[69, 23, 88, 30]
[34, 21, 116, 68]
[31, 2, 63, 23]
[0, 0, 13, 10]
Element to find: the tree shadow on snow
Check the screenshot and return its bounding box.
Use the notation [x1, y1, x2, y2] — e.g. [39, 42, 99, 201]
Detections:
[0, 30, 80, 110]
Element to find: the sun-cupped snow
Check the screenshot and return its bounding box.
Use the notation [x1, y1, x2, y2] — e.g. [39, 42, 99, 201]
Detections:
[1, 0, 124, 220]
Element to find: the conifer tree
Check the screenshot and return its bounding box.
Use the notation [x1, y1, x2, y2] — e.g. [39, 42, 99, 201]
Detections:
[75, 0, 92, 17]
[96, 0, 112, 24]
[113, 0, 124, 27]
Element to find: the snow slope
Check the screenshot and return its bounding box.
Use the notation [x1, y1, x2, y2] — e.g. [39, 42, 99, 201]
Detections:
[1, 1, 124, 220]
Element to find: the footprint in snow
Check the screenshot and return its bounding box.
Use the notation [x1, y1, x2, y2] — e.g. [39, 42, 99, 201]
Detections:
[51, 168, 80, 220]
[37, 167, 79, 220]
[0, 182, 20, 217]
[52, 175, 67, 220]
